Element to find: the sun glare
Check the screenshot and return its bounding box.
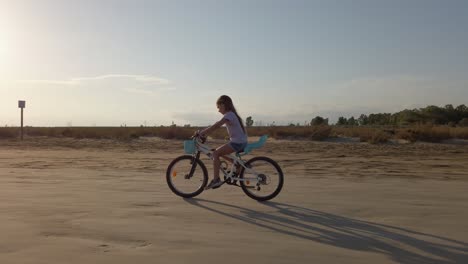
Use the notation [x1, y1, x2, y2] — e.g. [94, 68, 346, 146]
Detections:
[0, 22, 8, 59]
[0, 37, 7, 57]
[0, 13, 14, 63]
[0, 23, 14, 71]
[0, 34, 9, 72]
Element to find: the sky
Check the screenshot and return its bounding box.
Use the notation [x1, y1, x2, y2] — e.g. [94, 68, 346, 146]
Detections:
[1, 0, 468, 126]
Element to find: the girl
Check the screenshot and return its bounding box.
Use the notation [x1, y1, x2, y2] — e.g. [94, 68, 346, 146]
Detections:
[199, 95, 248, 189]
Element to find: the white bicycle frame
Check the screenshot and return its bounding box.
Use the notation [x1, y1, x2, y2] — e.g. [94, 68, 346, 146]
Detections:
[193, 137, 261, 184]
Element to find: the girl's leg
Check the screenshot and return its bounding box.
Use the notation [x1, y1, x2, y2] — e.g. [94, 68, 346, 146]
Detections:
[212, 143, 235, 180]
[221, 155, 241, 174]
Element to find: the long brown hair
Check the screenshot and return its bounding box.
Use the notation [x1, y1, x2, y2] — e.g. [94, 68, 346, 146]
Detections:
[217, 95, 246, 133]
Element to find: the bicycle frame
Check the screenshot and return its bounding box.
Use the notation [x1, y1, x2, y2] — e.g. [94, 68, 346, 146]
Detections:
[191, 137, 261, 184]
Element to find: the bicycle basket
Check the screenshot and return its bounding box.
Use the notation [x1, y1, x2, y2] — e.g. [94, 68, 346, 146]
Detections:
[184, 139, 196, 154]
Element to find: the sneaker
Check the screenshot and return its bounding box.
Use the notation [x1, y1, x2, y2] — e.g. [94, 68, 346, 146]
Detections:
[205, 178, 223, 190]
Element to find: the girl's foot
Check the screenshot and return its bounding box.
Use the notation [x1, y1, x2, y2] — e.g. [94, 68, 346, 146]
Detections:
[205, 178, 223, 190]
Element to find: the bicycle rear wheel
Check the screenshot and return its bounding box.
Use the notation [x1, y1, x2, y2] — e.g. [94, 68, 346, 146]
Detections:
[166, 155, 208, 198]
[239, 156, 284, 201]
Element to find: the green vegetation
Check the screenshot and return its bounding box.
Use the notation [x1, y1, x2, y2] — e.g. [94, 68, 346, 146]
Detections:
[310, 116, 329, 126]
[336, 104, 468, 126]
[2, 104, 468, 144]
[0, 126, 193, 140]
[246, 116, 254, 127]
[1, 125, 467, 144]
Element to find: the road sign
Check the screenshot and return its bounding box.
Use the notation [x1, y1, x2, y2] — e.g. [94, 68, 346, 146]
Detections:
[18, 100, 26, 140]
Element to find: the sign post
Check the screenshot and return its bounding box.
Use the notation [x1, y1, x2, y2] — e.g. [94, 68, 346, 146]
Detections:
[18, 100, 26, 140]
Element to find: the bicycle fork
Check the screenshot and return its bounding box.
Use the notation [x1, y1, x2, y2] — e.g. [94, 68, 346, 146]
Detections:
[186, 151, 201, 179]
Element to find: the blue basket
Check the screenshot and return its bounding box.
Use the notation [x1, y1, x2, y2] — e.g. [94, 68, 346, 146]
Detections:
[184, 140, 196, 154]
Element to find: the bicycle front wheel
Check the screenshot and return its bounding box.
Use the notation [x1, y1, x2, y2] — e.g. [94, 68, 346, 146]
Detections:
[166, 155, 208, 198]
[239, 156, 284, 201]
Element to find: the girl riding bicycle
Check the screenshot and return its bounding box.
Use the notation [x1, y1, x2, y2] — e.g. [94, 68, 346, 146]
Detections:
[198, 95, 248, 189]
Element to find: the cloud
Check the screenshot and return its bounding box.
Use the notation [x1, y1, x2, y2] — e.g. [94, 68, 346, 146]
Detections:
[17, 74, 170, 86]
[16, 74, 175, 95]
[72, 74, 170, 85]
[123, 86, 176, 95]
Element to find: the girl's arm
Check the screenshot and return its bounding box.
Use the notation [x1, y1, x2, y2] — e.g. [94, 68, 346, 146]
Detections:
[200, 118, 228, 136]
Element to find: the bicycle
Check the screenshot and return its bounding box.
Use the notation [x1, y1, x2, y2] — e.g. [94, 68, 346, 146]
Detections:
[166, 134, 284, 201]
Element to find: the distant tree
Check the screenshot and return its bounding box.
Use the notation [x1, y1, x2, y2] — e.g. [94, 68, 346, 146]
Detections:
[246, 116, 254, 127]
[456, 104, 467, 113]
[336, 117, 347, 126]
[287, 104, 468, 127]
[347, 116, 357, 126]
[421, 105, 448, 124]
[456, 104, 468, 121]
[311, 116, 328, 126]
[358, 114, 369, 126]
[394, 109, 422, 125]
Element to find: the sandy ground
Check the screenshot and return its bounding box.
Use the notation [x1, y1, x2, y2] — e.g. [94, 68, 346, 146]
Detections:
[1, 137, 468, 264]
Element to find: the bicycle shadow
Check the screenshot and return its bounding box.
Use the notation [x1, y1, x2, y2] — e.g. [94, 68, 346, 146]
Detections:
[184, 198, 468, 264]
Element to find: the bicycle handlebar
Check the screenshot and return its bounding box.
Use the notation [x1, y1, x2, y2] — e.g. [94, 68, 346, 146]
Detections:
[192, 131, 207, 143]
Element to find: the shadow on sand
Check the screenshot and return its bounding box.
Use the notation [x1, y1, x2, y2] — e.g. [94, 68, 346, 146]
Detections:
[184, 198, 468, 264]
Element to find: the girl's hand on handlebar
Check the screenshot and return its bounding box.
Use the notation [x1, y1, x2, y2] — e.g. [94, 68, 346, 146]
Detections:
[192, 130, 207, 141]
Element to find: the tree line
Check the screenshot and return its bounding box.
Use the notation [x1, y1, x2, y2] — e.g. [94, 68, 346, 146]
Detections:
[245, 104, 468, 127]
[336, 104, 468, 126]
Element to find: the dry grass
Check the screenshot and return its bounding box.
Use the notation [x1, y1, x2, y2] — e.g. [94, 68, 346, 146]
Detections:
[5, 127, 194, 140]
[260, 126, 332, 140]
[450, 127, 468, 139]
[332, 126, 392, 144]
[395, 126, 452, 143]
[0, 128, 18, 138]
[1, 125, 468, 143]
[209, 126, 332, 140]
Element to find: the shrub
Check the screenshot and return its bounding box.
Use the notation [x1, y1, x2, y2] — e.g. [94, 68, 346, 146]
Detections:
[8, 125, 466, 142]
[62, 128, 74, 137]
[333, 126, 372, 138]
[155, 127, 194, 140]
[459, 118, 468, 127]
[24, 127, 48, 137]
[310, 116, 328, 126]
[395, 129, 418, 142]
[450, 127, 468, 139]
[358, 129, 390, 144]
[308, 125, 332, 140]
[0, 128, 17, 139]
[268, 125, 332, 141]
[395, 126, 451, 142]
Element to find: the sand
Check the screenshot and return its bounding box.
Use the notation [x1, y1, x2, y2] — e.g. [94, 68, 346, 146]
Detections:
[1, 137, 468, 263]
